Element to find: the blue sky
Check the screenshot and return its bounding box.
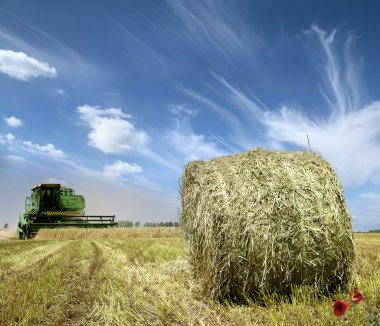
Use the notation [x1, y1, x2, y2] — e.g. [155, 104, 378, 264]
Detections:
[1, 0, 380, 231]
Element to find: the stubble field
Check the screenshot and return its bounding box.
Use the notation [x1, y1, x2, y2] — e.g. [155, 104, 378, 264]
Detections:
[0, 230, 379, 325]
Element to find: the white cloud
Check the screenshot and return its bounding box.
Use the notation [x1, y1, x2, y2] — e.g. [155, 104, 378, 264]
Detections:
[206, 26, 380, 188]
[47, 177, 67, 185]
[0, 49, 57, 80]
[77, 104, 131, 121]
[77, 105, 179, 171]
[211, 72, 265, 118]
[77, 105, 148, 154]
[260, 26, 380, 187]
[53, 88, 69, 97]
[358, 192, 380, 200]
[3, 154, 25, 163]
[21, 141, 65, 158]
[167, 103, 198, 117]
[167, 104, 224, 162]
[304, 24, 362, 114]
[168, 130, 222, 162]
[103, 160, 142, 179]
[5, 133, 15, 141]
[263, 102, 380, 187]
[0, 132, 65, 159]
[129, 174, 164, 193]
[4, 116, 23, 127]
[346, 191, 380, 231]
[177, 84, 255, 150]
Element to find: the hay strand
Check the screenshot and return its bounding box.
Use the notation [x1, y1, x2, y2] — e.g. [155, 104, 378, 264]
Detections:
[181, 149, 355, 301]
[35, 227, 182, 240]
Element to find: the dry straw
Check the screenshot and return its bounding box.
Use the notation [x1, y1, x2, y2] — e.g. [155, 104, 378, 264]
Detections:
[36, 227, 182, 240]
[181, 148, 355, 302]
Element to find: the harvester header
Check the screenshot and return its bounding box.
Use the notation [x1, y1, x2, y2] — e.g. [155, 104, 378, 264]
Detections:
[17, 183, 117, 239]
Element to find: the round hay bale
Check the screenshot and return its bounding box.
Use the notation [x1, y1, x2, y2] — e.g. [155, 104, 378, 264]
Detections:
[181, 148, 355, 301]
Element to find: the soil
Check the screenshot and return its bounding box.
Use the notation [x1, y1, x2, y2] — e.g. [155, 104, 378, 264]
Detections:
[0, 228, 17, 240]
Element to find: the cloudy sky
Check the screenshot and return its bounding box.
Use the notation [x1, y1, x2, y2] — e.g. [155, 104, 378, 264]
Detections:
[1, 0, 380, 231]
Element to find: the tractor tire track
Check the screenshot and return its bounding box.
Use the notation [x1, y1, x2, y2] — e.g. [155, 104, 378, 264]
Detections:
[0, 241, 71, 281]
[0, 241, 79, 325]
[52, 240, 105, 326]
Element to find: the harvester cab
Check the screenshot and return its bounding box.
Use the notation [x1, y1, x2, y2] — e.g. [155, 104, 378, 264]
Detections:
[17, 184, 117, 239]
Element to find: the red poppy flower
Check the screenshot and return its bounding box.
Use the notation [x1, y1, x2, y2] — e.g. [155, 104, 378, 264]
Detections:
[333, 300, 350, 317]
[352, 289, 364, 304]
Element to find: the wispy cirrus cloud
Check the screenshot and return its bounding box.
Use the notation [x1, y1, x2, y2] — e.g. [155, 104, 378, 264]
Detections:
[0, 49, 57, 80]
[303, 24, 363, 115]
[111, 19, 173, 76]
[176, 84, 256, 151]
[260, 25, 380, 187]
[182, 25, 380, 188]
[358, 192, 380, 201]
[166, 0, 262, 62]
[167, 104, 224, 162]
[3, 154, 26, 163]
[263, 101, 380, 187]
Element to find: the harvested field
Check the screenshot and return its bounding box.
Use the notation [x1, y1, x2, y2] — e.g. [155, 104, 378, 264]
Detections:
[36, 227, 182, 239]
[0, 232, 379, 325]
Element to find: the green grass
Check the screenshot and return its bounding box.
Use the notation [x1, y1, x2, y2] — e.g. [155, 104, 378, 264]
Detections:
[0, 233, 378, 325]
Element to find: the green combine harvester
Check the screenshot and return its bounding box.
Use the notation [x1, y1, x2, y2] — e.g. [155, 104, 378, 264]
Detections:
[17, 184, 117, 239]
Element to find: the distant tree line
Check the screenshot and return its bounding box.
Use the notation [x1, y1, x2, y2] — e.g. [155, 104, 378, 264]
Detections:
[117, 221, 139, 228]
[144, 222, 180, 227]
[369, 229, 380, 233]
[117, 220, 180, 228]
